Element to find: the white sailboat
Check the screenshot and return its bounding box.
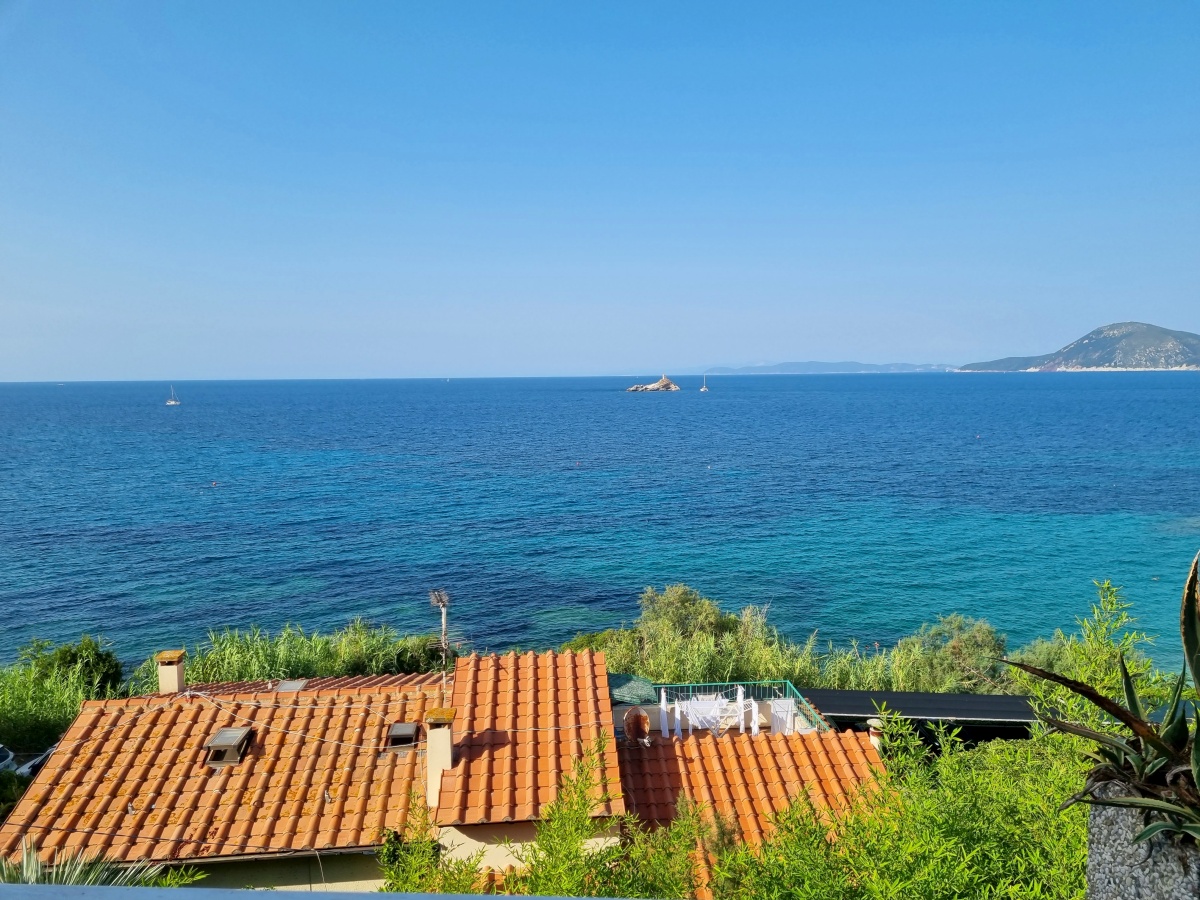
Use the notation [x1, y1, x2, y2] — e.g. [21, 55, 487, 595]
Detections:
[166, 386, 181, 406]
[700, 375, 710, 393]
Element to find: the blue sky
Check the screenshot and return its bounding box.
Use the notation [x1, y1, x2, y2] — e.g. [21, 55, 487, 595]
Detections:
[1, 2, 1197, 379]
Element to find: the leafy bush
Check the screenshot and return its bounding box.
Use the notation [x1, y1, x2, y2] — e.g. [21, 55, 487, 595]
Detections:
[1006, 556, 1200, 842]
[575, 584, 1015, 693]
[505, 736, 703, 899]
[1009, 580, 1171, 729]
[378, 791, 485, 893]
[379, 738, 704, 898]
[0, 771, 30, 823]
[17, 636, 123, 696]
[713, 723, 1089, 900]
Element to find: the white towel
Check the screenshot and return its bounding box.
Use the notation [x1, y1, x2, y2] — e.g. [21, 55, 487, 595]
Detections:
[660, 689, 669, 738]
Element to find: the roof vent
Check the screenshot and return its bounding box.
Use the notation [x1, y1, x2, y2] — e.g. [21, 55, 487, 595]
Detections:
[276, 679, 308, 692]
[386, 722, 419, 751]
[204, 727, 254, 767]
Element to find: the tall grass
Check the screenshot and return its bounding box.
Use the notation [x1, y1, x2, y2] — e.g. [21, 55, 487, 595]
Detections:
[0, 622, 447, 753]
[0, 662, 101, 752]
[126, 619, 449, 693]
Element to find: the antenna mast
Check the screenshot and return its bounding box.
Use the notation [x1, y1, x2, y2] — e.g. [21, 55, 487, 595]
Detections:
[429, 589, 450, 704]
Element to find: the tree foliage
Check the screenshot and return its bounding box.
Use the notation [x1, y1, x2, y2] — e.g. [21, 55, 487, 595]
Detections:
[571, 583, 1015, 693]
[18, 635, 123, 695]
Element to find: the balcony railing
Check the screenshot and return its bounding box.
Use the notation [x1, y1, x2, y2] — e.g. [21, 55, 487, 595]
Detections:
[652, 680, 829, 731]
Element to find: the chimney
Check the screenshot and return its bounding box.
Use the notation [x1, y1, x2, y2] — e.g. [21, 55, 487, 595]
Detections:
[156, 650, 186, 694]
[866, 717, 883, 753]
[424, 708, 456, 809]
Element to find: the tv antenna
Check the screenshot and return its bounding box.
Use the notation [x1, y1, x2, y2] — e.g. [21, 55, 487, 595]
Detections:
[429, 589, 450, 703]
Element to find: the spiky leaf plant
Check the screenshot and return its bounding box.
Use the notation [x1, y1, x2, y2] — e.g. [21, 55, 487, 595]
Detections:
[0, 838, 202, 885]
[1004, 553, 1200, 843]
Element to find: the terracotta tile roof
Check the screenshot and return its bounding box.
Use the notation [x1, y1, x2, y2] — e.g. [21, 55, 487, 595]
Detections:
[618, 729, 882, 845]
[184, 672, 444, 696]
[435, 650, 626, 825]
[0, 677, 441, 864]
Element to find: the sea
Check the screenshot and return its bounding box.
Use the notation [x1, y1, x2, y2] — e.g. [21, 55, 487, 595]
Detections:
[2, 374, 1199, 666]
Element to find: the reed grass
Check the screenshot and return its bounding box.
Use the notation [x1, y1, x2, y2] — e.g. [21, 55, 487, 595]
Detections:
[127, 619, 450, 693]
[0, 663, 99, 753]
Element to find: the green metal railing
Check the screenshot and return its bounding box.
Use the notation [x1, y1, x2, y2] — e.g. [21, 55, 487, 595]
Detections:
[652, 680, 829, 731]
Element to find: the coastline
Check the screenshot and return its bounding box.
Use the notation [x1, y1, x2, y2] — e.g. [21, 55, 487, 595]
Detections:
[957, 366, 1200, 373]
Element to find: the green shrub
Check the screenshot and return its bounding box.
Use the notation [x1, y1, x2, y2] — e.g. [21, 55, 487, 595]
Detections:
[0, 635, 123, 752]
[17, 636, 123, 696]
[1009, 580, 1171, 729]
[0, 771, 30, 824]
[575, 584, 1016, 693]
[505, 735, 702, 899]
[378, 791, 484, 893]
[1003, 557, 1200, 844]
[713, 724, 1089, 900]
[572, 581, 1164, 703]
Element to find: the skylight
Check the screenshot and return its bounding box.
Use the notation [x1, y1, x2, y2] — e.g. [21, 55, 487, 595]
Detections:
[204, 726, 254, 767]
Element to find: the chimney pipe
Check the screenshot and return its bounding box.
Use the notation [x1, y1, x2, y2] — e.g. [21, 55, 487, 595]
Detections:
[156, 650, 186, 694]
[424, 708, 456, 810]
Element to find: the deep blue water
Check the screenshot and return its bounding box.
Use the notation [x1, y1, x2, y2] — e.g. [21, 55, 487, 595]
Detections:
[2, 375, 1199, 665]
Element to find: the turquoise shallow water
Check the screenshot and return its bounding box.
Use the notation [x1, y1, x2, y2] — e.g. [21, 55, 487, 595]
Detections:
[2, 374, 1199, 663]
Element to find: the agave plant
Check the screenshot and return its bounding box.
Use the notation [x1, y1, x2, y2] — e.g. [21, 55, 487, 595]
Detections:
[1004, 553, 1200, 843]
[0, 840, 169, 888]
[0, 838, 197, 885]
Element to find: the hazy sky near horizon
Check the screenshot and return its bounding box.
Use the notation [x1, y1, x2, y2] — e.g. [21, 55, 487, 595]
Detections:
[1, 2, 1197, 380]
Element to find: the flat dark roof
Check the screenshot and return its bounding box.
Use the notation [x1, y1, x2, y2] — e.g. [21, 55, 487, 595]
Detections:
[801, 689, 1036, 725]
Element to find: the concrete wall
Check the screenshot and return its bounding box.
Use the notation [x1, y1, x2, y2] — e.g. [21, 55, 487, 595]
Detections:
[189, 852, 383, 892]
[440, 822, 620, 871]
[440, 822, 538, 870]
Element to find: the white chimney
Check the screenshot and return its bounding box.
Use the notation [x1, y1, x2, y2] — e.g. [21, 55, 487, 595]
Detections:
[424, 708, 456, 809]
[866, 717, 884, 753]
[156, 650, 186, 694]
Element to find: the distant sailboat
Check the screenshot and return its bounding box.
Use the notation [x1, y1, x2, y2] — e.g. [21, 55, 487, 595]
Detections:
[166, 386, 181, 406]
[700, 375, 710, 393]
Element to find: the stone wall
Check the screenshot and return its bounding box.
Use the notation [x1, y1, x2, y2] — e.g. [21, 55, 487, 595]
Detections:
[1087, 783, 1200, 900]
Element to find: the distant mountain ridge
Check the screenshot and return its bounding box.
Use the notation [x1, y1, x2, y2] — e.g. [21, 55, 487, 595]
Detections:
[707, 361, 955, 375]
[960, 322, 1200, 372]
